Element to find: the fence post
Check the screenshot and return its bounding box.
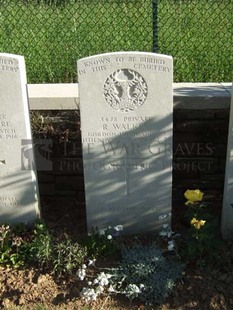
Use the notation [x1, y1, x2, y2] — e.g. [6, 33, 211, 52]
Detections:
[152, 0, 158, 53]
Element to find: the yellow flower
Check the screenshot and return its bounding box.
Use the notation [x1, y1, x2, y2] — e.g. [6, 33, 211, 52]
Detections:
[184, 189, 204, 205]
[190, 217, 206, 230]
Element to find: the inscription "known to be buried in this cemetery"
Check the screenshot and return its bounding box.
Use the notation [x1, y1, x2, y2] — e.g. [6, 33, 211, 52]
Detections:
[78, 55, 171, 76]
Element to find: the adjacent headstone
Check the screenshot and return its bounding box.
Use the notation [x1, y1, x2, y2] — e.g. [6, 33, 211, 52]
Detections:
[221, 84, 233, 239]
[78, 52, 173, 235]
[0, 53, 40, 224]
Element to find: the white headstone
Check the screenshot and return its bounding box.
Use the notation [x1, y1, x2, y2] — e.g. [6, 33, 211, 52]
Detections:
[221, 84, 233, 239]
[0, 53, 40, 224]
[78, 52, 173, 234]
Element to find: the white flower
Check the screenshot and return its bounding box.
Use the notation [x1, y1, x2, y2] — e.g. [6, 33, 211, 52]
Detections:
[167, 232, 172, 238]
[88, 258, 96, 266]
[159, 230, 167, 237]
[99, 275, 109, 286]
[125, 284, 142, 298]
[97, 272, 112, 287]
[108, 285, 115, 293]
[159, 224, 174, 239]
[87, 281, 92, 286]
[100, 277, 109, 286]
[98, 229, 106, 235]
[107, 234, 112, 240]
[114, 224, 123, 231]
[80, 287, 97, 301]
[79, 273, 85, 281]
[77, 267, 86, 280]
[168, 240, 175, 251]
[77, 269, 86, 281]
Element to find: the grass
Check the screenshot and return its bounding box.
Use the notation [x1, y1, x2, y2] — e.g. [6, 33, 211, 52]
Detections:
[0, 0, 152, 83]
[157, 0, 233, 82]
[0, 0, 232, 83]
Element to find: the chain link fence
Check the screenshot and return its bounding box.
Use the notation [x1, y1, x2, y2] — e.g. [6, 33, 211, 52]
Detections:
[0, 0, 232, 83]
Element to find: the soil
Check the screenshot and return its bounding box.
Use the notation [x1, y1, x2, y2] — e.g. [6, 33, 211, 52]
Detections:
[0, 200, 233, 310]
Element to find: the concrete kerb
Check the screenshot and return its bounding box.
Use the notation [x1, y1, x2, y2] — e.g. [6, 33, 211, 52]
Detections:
[27, 82, 232, 111]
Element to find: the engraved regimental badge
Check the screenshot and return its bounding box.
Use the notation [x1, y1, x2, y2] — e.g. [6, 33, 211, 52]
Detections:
[103, 69, 148, 112]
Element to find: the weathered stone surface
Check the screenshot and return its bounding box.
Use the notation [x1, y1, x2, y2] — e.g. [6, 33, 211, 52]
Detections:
[0, 53, 40, 224]
[222, 84, 233, 239]
[78, 52, 173, 234]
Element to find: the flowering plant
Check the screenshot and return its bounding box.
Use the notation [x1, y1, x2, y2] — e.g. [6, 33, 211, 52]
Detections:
[181, 189, 222, 266]
[184, 189, 206, 230]
[190, 218, 206, 230]
[184, 189, 204, 205]
[78, 242, 183, 306]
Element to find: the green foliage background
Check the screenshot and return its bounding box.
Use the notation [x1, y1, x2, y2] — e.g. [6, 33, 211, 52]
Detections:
[0, 0, 232, 83]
